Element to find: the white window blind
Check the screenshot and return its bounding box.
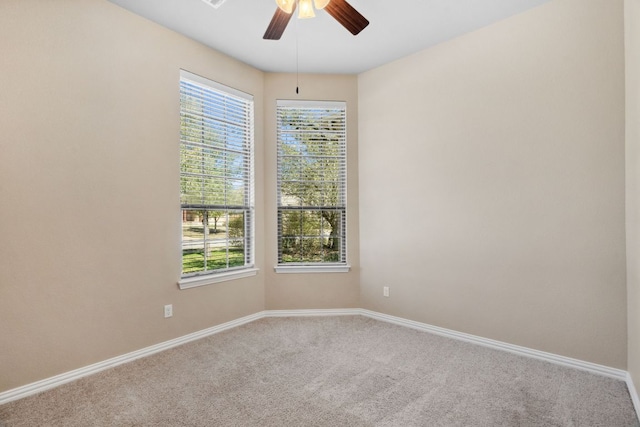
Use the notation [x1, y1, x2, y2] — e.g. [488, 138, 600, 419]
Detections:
[180, 70, 254, 278]
[276, 100, 347, 266]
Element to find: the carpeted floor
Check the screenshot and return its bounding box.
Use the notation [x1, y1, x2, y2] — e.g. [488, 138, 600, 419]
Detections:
[0, 315, 638, 426]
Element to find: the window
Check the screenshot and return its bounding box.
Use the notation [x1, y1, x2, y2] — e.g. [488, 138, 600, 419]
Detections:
[276, 100, 348, 272]
[179, 70, 256, 288]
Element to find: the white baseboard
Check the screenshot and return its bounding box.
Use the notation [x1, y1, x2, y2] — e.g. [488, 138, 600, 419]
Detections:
[357, 309, 628, 381]
[628, 372, 640, 419]
[263, 308, 359, 318]
[0, 307, 634, 416]
[0, 311, 263, 405]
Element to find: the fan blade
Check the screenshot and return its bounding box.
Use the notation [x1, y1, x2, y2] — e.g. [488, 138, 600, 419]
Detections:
[324, 0, 369, 35]
[263, 5, 296, 40]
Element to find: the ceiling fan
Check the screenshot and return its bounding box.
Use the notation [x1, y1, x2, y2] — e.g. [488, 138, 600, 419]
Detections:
[263, 0, 369, 40]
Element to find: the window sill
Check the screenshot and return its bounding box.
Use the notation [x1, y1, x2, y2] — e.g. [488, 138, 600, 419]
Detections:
[274, 265, 351, 274]
[178, 268, 259, 290]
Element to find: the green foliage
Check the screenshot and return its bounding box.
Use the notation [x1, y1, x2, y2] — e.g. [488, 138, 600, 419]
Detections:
[182, 248, 245, 273]
[227, 212, 245, 248]
[279, 208, 342, 262]
[181, 209, 249, 274]
[278, 107, 346, 263]
[180, 92, 247, 207]
[180, 86, 252, 275]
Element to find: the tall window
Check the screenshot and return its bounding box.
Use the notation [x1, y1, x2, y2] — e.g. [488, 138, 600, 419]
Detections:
[276, 100, 347, 269]
[180, 70, 254, 282]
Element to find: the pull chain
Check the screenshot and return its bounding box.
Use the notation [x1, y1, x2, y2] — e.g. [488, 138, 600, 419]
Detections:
[295, 1, 300, 94]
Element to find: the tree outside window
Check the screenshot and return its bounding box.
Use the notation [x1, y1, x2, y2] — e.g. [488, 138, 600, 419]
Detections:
[180, 72, 254, 277]
[277, 100, 347, 265]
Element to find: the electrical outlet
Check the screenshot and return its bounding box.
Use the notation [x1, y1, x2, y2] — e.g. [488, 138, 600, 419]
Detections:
[164, 304, 173, 318]
[383, 286, 390, 297]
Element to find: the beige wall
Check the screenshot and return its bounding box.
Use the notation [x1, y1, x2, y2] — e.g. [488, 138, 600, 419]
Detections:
[626, 0, 640, 389]
[263, 73, 361, 310]
[358, 0, 627, 367]
[0, 0, 266, 392]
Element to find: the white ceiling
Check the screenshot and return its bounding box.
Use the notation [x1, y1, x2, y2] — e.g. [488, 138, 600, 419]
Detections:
[108, 0, 550, 74]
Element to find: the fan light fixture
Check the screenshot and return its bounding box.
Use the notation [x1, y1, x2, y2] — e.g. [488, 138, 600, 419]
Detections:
[275, 0, 295, 14]
[298, 0, 315, 18]
[275, 0, 331, 18]
[265, 0, 368, 40]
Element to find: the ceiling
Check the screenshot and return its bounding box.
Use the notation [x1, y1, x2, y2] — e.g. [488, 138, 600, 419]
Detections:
[108, 0, 550, 74]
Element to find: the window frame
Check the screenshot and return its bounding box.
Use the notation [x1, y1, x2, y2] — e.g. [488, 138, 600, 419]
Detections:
[178, 70, 257, 289]
[275, 99, 350, 273]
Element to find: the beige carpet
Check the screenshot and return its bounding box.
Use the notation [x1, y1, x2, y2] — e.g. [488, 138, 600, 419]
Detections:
[0, 315, 638, 426]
